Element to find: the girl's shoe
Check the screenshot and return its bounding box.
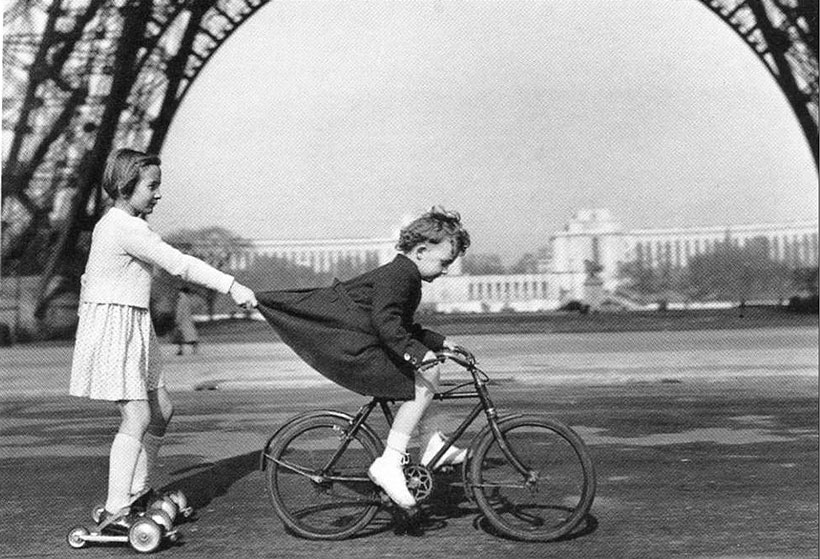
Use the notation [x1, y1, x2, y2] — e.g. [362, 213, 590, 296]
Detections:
[368, 457, 416, 509]
[129, 487, 159, 512]
[421, 432, 467, 469]
[97, 508, 136, 534]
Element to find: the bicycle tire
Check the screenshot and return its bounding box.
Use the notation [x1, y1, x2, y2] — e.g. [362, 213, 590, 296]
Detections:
[470, 414, 596, 541]
[264, 414, 382, 540]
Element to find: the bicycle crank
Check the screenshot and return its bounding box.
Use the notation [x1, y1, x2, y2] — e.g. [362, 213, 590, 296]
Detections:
[404, 464, 434, 502]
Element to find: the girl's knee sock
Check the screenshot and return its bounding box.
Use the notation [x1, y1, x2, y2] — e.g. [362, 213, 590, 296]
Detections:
[104, 432, 143, 513]
[130, 432, 164, 495]
[130, 447, 147, 496]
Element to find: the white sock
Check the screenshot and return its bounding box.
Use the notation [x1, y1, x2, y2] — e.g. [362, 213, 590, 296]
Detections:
[104, 433, 143, 513]
[131, 447, 147, 496]
[382, 431, 411, 465]
[130, 433, 164, 495]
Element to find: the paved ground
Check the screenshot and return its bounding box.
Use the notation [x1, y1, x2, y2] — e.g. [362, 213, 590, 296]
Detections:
[0, 328, 817, 558]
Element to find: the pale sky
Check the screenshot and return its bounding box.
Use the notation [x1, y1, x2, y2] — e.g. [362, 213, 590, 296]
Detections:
[153, 0, 819, 263]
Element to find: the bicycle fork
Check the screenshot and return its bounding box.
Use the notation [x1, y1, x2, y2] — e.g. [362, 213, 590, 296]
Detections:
[474, 373, 539, 491]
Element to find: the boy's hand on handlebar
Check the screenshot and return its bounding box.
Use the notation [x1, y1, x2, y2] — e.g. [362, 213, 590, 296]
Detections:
[418, 350, 441, 369]
[443, 340, 472, 357]
[441, 342, 475, 364]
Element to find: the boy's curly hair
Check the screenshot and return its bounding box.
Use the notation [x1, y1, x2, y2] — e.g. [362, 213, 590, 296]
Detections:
[396, 206, 471, 256]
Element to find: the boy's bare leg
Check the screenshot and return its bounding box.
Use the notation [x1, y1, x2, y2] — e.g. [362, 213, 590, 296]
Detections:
[368, 369, 438, 508]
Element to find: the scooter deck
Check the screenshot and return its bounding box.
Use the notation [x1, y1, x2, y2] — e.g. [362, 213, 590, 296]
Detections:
[76, 528, 179, 543]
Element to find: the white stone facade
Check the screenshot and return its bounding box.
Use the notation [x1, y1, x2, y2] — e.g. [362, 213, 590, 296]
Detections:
[420, 273, 559, 313]
[548, 209, 818, 302]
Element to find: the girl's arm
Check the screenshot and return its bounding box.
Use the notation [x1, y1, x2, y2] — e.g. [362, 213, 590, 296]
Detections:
[124, 224, 232, 292]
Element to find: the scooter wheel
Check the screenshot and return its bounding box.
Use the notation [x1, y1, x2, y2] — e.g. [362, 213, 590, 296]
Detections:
[167, 490, 190, 512]
[67, 525, 89, 549]
[146, 507, 173, 532]
[129, 518, 162, 553]
[149, 497, 178, 523]
[167, 489, 193, 517]
[91, 503, 105, 524]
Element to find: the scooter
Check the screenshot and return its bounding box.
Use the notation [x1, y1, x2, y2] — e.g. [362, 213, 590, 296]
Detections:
[66, 490, 192, 554]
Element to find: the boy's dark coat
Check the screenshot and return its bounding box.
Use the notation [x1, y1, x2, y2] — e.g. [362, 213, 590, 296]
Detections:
[256, 254, 445, 400]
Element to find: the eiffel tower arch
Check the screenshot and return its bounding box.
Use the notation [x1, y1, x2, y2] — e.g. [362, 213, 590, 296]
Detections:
[1, 0, 818, 334]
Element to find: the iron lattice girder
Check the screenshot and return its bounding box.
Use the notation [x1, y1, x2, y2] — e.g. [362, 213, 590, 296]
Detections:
[697, 0, 818, 161]
[0, 0, 818, 315]
[2, 0, 269, 211]
[1, 0, 271, 314]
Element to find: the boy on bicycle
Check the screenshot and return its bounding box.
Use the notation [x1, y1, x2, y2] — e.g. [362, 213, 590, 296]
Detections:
[256, 206, 470, 509]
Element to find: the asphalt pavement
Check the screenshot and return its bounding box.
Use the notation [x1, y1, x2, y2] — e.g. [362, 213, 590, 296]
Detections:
[0, 328, 817, 558]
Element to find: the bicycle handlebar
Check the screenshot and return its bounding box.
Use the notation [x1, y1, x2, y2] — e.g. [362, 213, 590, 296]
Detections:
[418, 345, 477, 370]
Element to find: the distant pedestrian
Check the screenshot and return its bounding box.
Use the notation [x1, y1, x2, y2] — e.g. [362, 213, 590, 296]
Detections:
[257, 206, 470, 510]
[174, 287, 199, 355]
[69, 148, 257, 533]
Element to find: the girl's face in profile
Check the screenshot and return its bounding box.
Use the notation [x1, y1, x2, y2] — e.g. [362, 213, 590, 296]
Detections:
[123, 165, 162, 216]
[414, 240, 457, 282]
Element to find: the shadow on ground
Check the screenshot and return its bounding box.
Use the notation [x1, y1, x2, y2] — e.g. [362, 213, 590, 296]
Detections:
[164, 451, 260, 511]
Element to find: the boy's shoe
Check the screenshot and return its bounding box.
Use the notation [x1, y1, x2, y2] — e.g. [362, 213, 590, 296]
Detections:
[368, 457, 416, 510]
[97, 508, 136, 535]
[422, 432, 468, 469]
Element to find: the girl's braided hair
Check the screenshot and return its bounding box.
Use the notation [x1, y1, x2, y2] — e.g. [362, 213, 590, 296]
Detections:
[396, 206, 471, 256]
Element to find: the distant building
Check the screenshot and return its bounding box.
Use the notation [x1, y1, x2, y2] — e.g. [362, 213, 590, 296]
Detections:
[421, 272, 558, 313]
[240, 209, 818, 312]
[232, 237, 463, 276]
[549, 208, 818, 302]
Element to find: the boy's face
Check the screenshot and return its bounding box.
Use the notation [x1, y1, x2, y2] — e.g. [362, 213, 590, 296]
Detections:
[413, 240, 457, 282]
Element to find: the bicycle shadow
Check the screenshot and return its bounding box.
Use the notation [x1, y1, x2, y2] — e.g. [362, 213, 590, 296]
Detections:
[158, 453, 599, 543]
[402, 468, 600, 541]
[472, 510, 599, 542]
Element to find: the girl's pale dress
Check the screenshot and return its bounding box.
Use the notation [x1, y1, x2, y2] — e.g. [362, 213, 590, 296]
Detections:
[70, 207, 234, 401]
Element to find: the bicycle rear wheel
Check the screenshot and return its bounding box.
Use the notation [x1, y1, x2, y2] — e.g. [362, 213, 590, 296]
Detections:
[470, 415, 595, 541]
[264, 414, 382, 540]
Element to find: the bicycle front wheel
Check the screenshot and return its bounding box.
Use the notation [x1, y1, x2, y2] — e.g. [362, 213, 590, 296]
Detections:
[264, 414, 382, 540]
[470, 415, 595, 541]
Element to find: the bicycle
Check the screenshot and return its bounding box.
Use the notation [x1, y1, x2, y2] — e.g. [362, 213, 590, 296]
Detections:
[259, 346, 596, 542]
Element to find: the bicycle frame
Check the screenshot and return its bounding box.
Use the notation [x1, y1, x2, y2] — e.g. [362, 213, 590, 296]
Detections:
[283, 350, 533, 485]
[262, 348, 597, 542]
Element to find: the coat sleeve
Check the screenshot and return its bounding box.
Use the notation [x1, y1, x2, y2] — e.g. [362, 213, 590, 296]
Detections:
[371, 268, 435, 367]
[122, 220, 234, 294]
[410, 324, 446, 352]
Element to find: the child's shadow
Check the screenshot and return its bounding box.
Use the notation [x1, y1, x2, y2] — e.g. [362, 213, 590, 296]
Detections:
[162, 451, 260, 512]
